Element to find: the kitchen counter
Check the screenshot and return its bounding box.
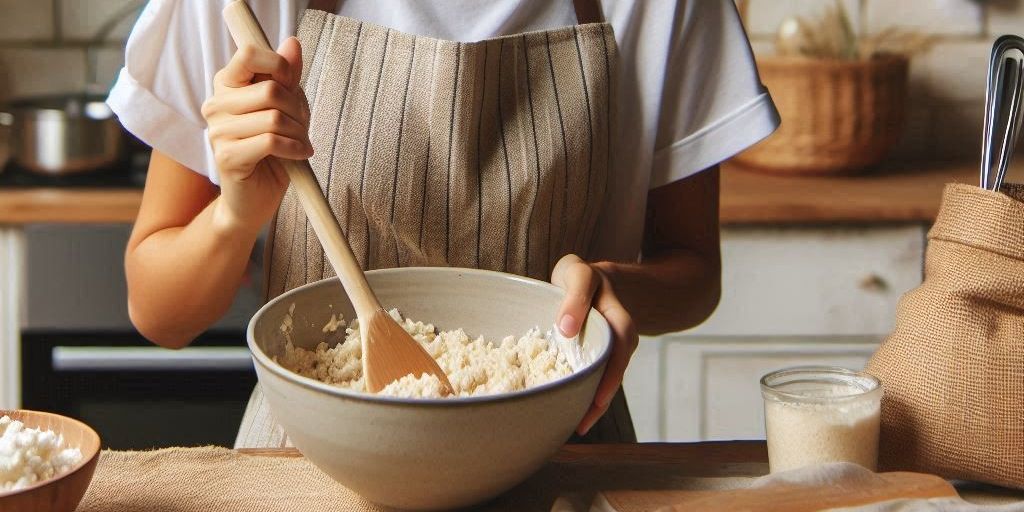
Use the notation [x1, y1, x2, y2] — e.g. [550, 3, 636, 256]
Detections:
[76, 442, 1024, 510]
[0, 160, 1001, 226]
[720, 160, 989, 224]
[0, 188, 143, 224]
[239, 444, 1024, 507]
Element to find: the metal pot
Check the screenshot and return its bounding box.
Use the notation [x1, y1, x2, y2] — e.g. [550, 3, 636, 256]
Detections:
[0, 94, 125, 176]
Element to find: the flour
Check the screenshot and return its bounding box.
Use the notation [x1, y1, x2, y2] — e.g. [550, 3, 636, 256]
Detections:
[764, 385, 881, 473]
[274, 309, 576, 398]
[0, 415, 83, 492]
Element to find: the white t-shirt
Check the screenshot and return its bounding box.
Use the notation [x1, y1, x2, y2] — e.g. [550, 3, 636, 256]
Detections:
[107, 0, 779, 262]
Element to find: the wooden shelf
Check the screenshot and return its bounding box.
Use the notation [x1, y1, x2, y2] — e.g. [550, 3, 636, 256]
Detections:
[720, 161, 986, 225]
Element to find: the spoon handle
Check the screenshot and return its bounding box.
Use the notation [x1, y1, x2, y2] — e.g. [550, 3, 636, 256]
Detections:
[223, 0, 382, 319]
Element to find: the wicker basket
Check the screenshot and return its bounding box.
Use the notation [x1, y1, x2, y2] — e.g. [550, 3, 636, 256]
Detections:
[735, 55, 909, 175]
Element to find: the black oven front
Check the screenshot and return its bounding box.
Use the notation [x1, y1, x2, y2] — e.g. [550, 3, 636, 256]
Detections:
[22, 330, 257, 449]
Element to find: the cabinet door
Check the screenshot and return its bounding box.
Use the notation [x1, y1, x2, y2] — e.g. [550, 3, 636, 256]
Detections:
[0, 228, 24, 409]
[662, 337, 880, 442]
[623, 338, 664, 442]
[23, 225, 264, 330]
[688, 225, 925, 336]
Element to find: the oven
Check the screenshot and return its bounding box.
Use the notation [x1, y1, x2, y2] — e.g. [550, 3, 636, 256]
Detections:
[16, 207, 267, 449]
[21, 330, 256, 450]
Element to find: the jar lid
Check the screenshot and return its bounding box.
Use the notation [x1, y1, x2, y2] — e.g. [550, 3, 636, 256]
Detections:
[761, 366, 882, 404]
[7, 94, 114, 121]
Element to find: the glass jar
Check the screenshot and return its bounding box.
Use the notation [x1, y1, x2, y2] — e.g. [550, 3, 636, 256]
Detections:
[761, 366, 882, 474]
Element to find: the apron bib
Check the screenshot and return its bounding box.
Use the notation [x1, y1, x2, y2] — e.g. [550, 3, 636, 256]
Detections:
[238, 0, 635, 448]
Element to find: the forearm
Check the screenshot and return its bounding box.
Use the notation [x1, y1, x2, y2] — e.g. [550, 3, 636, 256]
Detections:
[126, 197, 259, 348]
[596, 248, 721, 336]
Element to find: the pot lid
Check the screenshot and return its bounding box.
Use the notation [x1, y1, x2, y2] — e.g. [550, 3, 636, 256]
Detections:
[6, 93, 114, 120]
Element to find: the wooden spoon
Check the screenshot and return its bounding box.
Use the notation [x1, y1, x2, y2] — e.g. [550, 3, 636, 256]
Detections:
[222, 0, 453, 395]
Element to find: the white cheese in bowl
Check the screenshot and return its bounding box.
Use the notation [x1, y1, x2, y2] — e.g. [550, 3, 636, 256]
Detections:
[275, 309, 576, 398]
[0, 415, 83, 491]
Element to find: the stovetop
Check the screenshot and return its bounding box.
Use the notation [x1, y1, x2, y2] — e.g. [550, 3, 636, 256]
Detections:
[0, 151, 149, 189]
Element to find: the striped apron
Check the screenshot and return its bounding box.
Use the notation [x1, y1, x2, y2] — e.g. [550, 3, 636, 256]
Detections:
[236, 0, 636, 448]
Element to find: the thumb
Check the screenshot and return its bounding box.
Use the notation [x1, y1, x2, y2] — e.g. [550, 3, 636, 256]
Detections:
[552, 257, 599, 338]
[277, 36, 303, 91]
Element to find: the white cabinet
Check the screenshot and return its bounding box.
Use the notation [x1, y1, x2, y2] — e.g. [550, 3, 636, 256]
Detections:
[23, 225, 263, 331]
[0, 228, 24, 409]
[662, 336, 879, 442]
[623, 224, 926, 442]
[690, 225, 926, 336]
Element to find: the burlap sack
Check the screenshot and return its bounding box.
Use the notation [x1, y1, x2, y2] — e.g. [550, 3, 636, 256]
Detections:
[866, 183, 1024, 489]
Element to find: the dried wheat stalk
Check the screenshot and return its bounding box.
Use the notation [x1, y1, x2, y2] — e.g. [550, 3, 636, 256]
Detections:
[775, 0, 934, 60]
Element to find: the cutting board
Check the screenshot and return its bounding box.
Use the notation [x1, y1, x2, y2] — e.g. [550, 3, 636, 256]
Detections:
[591, 470, 958, 512]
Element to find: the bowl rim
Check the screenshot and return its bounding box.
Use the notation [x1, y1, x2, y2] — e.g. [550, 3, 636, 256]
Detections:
[247, 267, 613, 406]
[0, 409, 100, 498]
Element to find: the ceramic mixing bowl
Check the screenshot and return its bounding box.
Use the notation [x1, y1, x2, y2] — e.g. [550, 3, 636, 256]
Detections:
[248, 267, 611, 510]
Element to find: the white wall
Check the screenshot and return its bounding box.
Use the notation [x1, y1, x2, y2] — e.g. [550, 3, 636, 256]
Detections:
[0, 0, 1014, 156]
[742, 0, 1009, 161]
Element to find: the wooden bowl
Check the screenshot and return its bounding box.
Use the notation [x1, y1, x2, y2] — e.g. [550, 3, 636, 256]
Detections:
[0, 410, 101, 512]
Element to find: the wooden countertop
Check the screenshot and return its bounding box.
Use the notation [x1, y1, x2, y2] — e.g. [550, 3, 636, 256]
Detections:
[239, 443, 1024, 507]
[0, 188, 143, 224]
[239, 442, 770, 472]
[0, 160, 1002, 225]
[719, 160, 985, 225]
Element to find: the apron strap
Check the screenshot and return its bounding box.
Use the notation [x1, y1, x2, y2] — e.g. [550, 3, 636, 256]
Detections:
[572, 0, 604, 24]
[307, 0, 340, 12]
[307, 0, 605, 23]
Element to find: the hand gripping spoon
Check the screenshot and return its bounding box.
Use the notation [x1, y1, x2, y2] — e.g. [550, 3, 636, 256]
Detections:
[223, 0, 453, 395]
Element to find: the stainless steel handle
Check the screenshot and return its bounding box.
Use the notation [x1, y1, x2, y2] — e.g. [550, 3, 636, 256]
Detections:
[982, 35, 1024, 191]
[52, 346, 253, 372]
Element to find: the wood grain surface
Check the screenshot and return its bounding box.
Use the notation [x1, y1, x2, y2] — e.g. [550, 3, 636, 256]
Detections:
[238, 441, 770, 473]
[719, 161, 987, 224]
[0, 189, 143, 224]
[0, 161, 1001, 226]
[237, 442, 1024, 508]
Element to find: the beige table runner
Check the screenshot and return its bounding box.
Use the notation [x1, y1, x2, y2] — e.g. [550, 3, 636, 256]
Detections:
[77, 448, 382, 512]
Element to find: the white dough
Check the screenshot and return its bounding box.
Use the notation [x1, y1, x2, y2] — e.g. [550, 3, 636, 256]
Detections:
[0, 416, 82, 492]
[275, 309, 574, 398]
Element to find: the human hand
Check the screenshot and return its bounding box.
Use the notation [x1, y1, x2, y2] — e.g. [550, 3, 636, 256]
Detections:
[551, 254, 639, 436]
[201, 36, 312, 236]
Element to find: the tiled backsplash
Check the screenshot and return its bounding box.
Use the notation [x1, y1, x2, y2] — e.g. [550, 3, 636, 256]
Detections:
[0, 0, 1020, 160]
[0, 0, 134, 99]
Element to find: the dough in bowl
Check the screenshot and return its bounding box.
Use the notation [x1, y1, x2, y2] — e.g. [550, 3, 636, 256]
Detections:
[275, 308, 576, 398]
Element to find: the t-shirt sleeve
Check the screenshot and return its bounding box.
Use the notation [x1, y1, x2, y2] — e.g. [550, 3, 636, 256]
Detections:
[648, 0, 780, 188]
[106, 0, 303, 185]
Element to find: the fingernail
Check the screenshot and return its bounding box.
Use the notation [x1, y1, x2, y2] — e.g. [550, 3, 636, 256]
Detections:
[558, 315, 579, 337]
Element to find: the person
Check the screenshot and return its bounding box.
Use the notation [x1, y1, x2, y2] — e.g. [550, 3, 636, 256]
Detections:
[109, 0, 779, 446]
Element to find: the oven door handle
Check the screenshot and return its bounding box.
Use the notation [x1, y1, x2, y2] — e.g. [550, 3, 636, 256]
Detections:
[51, 346, 254, 372]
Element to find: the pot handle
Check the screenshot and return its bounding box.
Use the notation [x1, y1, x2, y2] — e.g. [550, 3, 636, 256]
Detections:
[0, 112, 11, 127]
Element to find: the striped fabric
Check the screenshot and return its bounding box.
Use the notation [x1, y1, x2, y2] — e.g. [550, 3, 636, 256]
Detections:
[265, 11, 618, 298]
